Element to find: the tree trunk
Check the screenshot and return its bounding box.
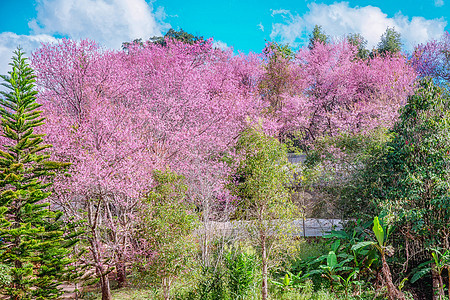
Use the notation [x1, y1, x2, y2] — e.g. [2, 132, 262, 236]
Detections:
[116, 261, 127, 288]
[100, 273, 112, 300]
[261, 235, 268, 300]
[162, 277, 171, 300]
[88, 199, 112, 300]
[432, 265, 445, 300]
[74, 282, 79, 300]
[439, 272, 445, 300]
[381, 253, 406, 300]
[447, 266, 450, 300]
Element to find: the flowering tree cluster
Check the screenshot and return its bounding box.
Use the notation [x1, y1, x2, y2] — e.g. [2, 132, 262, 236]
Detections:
[27, 34, 420, 299]
[31, 38, 265, 298]
[411, 32, 450, 83]
[258, 39, 418, 219]
[275, 41, 417, 142]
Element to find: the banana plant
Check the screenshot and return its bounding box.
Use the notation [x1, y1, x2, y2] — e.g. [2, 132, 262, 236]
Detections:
[308, 250, 354, 290]
[271, 270, 309, 293]
[336, 270, 360, 299]
[351, 216, 406, 300]
[410, 248, 450, 299]
[324, 219, 379, 279]
[431, 248, 450, 299]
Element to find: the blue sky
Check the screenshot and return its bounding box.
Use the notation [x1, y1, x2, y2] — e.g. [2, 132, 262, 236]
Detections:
[0, 0, 449, 74]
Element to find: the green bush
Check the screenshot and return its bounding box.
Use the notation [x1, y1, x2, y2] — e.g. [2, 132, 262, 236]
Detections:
[0, 263, 12, 286]
[225, 250, 256, 299]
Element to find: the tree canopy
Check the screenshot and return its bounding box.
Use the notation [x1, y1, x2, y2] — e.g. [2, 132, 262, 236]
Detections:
[377, 27, 402, 55]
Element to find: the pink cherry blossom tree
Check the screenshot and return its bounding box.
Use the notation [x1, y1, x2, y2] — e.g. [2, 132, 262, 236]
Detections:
[261, 40, 418, 218]
[32, 38, 266, 298]
[276, 40, 417, 142]
[123, 39, 266, 264]
[33, 39, 156, 299]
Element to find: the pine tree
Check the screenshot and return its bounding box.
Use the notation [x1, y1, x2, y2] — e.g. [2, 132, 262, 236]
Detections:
[0, 48, 76, 299]
[377, 27, 402, 55]
[308, 25, 329, 49]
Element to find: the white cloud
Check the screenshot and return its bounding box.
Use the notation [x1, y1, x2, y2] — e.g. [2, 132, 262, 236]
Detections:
[270, 2, 447, 51]
[270, 11, 308, 47]
[435, 0, 444, 7]
[0, 32, 58, 78]
[29, 0, 169, 49]
[258, 22, 264, 32]
[212, 40, 230, 51]
[0, 0, 170, 90]
[271, 9, 291, 17]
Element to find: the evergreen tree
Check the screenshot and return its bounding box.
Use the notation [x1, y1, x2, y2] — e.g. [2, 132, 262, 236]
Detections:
[0, 48, 76, 299]
[122, 28, 204, 50]
[347, 33, 370, 59]
[377, 27, 402, 55]
[158, 28, 204, 45]
[308, 25, 329, 50]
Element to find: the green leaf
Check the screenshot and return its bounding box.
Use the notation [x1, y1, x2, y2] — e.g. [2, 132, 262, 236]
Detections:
[411, 267, 431, 283]
[327, 251, 337, 269]
[331, 239, 340, 252]
[373, 216, 384, 246]
[347, 270, 359, 281]
[432, 251, 439, 265]
[307, 269, 323, 276]
[323, 231, 348, 240]
[351, 241, 376, 251]
[283, 273, 290, 286]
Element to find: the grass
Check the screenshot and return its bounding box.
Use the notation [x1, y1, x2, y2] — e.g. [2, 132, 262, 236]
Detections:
[90, 287, 157, 300]
[87, 286, 383, 300]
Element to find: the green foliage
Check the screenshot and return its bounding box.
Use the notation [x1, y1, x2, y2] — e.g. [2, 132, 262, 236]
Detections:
[0, 263, 12, 287]
[264, 42, 295, 60]
[373, 217, 384, 247]
[304, 128, 393, 219]
[230, 126, 296, 221]
[228, 127, 298, 299]
[0, 48, 76, 299]
[353, 79, 450, 250]
[350, 216, 407, 299]
[347, 33, 369, 59]
[91, 280, 390, 300]
[377, 27, 402, 55]
[159, 28, 204, 45]
[271, 270, 310, 296]
[134, 168, 199, 297]
[430, 248, 450, 276]
[350, 216, 394, 261]
[151, 28, 204, 46]
[284, 222, 384, 298]
[308, 250, 354, 288]
[410, 260, 432, 284]
[308, 25, 329, 49]
[123, 29, 205, 50]
[194, 265, 227, 300]
[260, 42, 295, 112]
[225, 250, 256, 299]
[178, 243, 257, 300]
[409, 247, 450, 284]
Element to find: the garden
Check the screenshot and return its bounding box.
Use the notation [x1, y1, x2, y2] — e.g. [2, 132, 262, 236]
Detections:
[1, 27, 450, 299]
